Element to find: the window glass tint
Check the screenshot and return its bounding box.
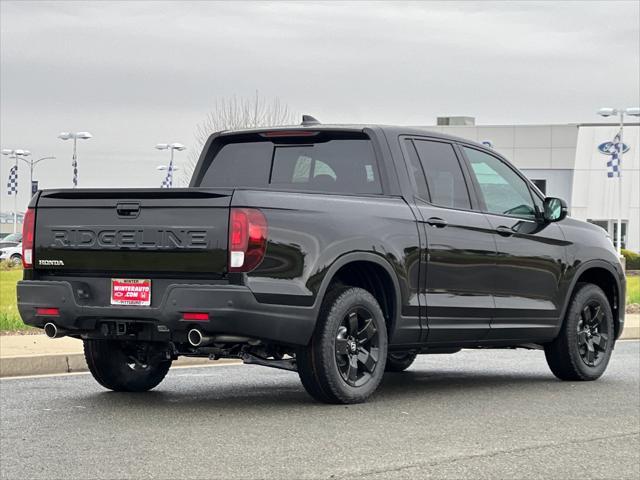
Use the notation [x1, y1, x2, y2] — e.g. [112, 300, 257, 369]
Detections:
[270, 140, 381, 194]
[200, 142, 272, 188]
[414, 140, 471, 209]
[200, 138, 380, 195]
[404, 139, 428, 199]
[463, 147, 536, 219]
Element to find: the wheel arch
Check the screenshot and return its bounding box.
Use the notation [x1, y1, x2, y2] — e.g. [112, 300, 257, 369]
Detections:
[314, 252, 402, 341]
[561, 260, 624, 339]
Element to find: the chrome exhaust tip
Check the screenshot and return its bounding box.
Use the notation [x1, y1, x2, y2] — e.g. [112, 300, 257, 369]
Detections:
[187, 329, 204, 347]
[44, 322, 65, 339]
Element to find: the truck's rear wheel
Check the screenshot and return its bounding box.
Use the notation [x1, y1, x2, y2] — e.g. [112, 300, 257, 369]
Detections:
[297, 287, 388, 404]
[544, 283, 614, 381]
[385, 352, 418, 372]
[84, 340, 172, 392]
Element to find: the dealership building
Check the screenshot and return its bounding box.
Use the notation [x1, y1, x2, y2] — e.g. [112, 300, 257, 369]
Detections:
[432, 118, 640, 252]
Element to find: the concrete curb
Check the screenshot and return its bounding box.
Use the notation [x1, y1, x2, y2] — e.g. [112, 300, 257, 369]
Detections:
[0, 354, 239, 378]
[620, 326, 640, 341]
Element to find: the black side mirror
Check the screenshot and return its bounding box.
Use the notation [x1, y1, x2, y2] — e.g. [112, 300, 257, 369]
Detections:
[543, 197, 568, 222]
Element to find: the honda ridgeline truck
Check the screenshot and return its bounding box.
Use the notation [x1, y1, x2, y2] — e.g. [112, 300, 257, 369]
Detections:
[17, 119, 626, 404]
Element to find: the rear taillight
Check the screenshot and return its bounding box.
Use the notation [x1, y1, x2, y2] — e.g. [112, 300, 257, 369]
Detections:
[228, 208, 267, 273]
[22, 208, 35, 269]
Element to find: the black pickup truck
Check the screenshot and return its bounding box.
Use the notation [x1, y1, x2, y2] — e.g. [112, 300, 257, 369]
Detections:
[17, 120, 625, 404]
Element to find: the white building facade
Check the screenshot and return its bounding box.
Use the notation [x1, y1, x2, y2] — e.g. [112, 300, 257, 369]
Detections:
[431, 121, 640, 252]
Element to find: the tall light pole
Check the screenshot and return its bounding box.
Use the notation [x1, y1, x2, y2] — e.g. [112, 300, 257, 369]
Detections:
[1, 148, 30, 233]
[597, 107, 640, 255]
[58, 131, 92, 188]
[18, 155, 55, 196]
[155, 143, 186, 188]
[157, 165, 181, 183]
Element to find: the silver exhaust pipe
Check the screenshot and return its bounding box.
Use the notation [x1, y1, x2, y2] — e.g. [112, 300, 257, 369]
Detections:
[187, 328, 212, 347]
[44, 322, 67, 339]
[187, 329, 257, 347]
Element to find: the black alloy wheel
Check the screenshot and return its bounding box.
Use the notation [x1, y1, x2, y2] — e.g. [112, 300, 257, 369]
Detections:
[576, 301, 610, 367]
[335, 307, 380, 387]
[296, 287, 388, 404]
[545, 283, 615, 381]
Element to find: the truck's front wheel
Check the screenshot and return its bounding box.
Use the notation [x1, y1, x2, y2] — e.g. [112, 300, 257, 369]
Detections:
[84, 340, 172, 392]
[297, 287, 388, 404]
[544, 283, 614, 381]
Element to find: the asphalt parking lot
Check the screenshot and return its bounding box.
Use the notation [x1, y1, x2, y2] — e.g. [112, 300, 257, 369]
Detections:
[1, 341, 638, 480]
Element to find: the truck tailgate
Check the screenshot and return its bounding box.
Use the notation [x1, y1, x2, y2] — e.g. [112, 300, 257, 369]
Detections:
[33, 188, 232, 275]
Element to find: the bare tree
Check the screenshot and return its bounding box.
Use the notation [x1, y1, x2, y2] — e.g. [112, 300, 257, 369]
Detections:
[182, 92, 297, 184]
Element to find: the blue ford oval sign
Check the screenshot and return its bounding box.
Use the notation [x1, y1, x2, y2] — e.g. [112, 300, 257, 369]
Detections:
[598, 141, 630, 155]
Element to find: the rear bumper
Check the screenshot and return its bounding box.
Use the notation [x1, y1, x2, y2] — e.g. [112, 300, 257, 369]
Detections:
[17, 280, 315, 346]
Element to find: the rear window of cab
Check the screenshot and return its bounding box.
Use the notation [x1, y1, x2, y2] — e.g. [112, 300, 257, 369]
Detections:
[197, 132, 382, 195]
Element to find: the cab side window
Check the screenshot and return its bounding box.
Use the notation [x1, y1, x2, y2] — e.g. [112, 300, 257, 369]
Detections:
[463, 147, 537, 219]
[414, 140, 471, 210]
[404, 139, 429, 199]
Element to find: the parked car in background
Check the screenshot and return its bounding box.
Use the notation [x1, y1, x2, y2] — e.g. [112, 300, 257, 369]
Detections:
[0, 232, 22, 249]
[0, 243, 22, 266]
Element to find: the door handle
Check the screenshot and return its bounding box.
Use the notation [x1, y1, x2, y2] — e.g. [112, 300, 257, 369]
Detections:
[495, 225, 514, 237]
[116, 202, 141, 218]
[426, 217, 448, 228]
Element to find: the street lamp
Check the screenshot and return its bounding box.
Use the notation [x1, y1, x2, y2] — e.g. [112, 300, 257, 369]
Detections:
[58, 131, 92, 188]
[596, 107, 640, 254]
[18, 155, 55, 196]
[155, 143, 185, 188]
[1, 148, 31, 233]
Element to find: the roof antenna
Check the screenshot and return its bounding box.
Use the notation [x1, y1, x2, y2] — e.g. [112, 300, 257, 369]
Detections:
[301, 115, 320, 126]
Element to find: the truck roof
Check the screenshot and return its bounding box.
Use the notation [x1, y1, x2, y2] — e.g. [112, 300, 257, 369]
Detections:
[216, 124, 489, 151]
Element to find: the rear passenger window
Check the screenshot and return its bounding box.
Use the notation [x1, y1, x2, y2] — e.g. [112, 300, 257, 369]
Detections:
[413, 140, 471, 209]
[404, 139, 429, 199]
[199, 136, 381, 195]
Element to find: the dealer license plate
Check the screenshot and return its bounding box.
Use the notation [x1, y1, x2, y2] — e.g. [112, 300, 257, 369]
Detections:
[110, 278, 151, 306]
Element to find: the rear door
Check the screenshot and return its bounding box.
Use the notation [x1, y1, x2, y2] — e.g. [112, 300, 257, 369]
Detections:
[402, 138, 496, 344]
[460, 146, 568, 341]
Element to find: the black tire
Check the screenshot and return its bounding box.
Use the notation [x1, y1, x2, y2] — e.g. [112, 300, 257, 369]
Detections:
[385, 352, 418, 372]
[84, 340, 172, 392]
[544, 283, 615, 381]
[10, 254, 21, 266]
[297, 287, 388, 404]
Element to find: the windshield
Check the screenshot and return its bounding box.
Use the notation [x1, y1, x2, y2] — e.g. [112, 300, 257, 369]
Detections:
[2, 233, 21, 243]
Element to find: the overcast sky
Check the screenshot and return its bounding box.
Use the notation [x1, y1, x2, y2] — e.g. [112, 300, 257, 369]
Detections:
[1, 0, 639, 208]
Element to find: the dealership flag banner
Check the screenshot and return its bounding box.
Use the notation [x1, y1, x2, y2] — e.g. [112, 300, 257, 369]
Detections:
[7, 164, 18, 195]
[161, 159, 174, 188]
[72, 158, 78, 187]
[607, 130, 622, 178]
